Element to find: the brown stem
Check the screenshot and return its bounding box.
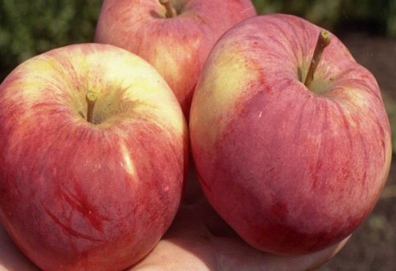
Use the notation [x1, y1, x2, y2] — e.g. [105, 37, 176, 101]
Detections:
[85, 91, 97, 124]
[159, 0, 176, 18]
[304, 30, 331, 88]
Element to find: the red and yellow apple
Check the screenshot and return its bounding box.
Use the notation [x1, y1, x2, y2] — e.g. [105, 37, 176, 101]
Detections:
[0, 167, 350, 271]
[0, 43, 188, 270]
[94, 0, 257, 117]
[190, 14, 392, 255]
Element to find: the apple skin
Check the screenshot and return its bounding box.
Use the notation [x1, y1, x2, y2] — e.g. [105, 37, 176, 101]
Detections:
[94, 0, 257, 117]
[0, 43, 188, 270]
[189, 14, 392, 255]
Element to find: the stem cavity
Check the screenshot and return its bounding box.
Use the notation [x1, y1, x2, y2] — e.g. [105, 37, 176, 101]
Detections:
[159, 0, 176, 18]
[304, 30, 331, 88]
[85, 91, 97, 124]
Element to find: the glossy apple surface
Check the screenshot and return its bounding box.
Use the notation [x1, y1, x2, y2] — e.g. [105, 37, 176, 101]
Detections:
[94, 0, 256, 117]
[0, 43, 188, 270]
[190, 14, 392, 255]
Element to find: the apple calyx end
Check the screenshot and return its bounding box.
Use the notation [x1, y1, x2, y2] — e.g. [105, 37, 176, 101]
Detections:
[85, 91, 98, 124]
[159, 0, 176, 18]
[304, 30, 331, 89]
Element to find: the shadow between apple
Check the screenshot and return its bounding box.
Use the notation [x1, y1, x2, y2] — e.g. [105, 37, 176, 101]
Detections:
[0, 224, 40, 271]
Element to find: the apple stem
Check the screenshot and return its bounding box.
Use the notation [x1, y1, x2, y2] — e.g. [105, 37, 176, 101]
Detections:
[304, 30, 331, 88]
[159, 0, 176, 18]
[85, 91, 97, 124]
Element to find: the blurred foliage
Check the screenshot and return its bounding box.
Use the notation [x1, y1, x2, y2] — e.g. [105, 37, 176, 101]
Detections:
[253, 0, 396, 36]
[0, 0, 101, 79]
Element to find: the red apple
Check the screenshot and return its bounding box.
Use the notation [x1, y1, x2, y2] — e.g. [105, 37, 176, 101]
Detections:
[0, 43, 188, 270]
[189, 14, 392, 255]
[94, 0, 257, 117]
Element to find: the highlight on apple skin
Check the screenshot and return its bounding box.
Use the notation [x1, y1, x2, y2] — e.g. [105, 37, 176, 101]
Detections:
[0, 43, 189, 271]
[94, 0, 257, 117]
[190, 13, 392, 256]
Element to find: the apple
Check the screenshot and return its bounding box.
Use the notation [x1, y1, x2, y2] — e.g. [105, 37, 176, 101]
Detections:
[0, 43, 188, 270]
[94, 0, 257, 117]
[0, 166, 350, 271]
[189, 14, 392, 255]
